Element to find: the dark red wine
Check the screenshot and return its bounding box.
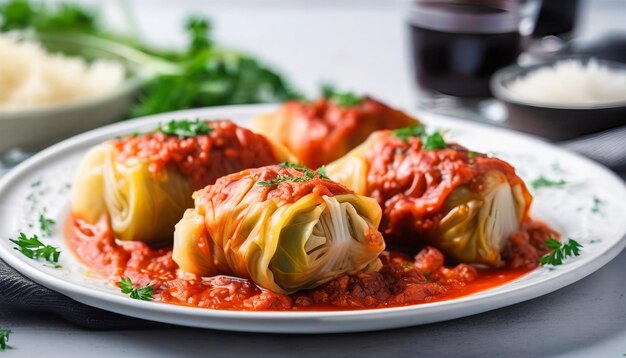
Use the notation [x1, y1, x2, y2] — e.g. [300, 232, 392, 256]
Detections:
[533, 0, 580, 38]
[407, 1, 523, 98]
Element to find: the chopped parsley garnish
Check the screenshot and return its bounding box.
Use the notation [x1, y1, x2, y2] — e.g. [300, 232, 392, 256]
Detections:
[591, 196, 602, 214]
[468, 150, 481, 158]
[38, 214, 55, 237]
[10, 233, 60, 264]
[0, 328, 10, 351]
[26, 193, 37, 203]
[258, 162, 329, 187]
[320, 84, 364, 107]
[530, 175, 566, 189]
[540, 238, 582, 266]
[30, 180, 41, 188]
[392, 125, 448, 150]
[119, 277, 153, 301]
[157, 119, 213, 138]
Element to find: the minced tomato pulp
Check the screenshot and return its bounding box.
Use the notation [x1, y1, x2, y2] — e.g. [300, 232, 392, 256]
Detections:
[66, 215, 548, 311]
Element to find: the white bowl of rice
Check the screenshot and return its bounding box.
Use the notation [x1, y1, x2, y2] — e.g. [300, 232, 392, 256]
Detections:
[491, 57, 626, 141]
[0, 32, 146, 154]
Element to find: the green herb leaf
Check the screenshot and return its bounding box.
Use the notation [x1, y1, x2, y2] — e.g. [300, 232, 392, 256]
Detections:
[157, 119, 212, 138]
[280, 162, 329, 179]
[531, 176, 567, 190]
[258, 162, 329, 187]
[331, 92, 364, 107]
[320, 84, 364, 107]
[540, 238, 582, 266]
[186, 16, 213, 55]
[0, 328, 10, 351]
[9, 233, 60, 264]
[26, 193, 37, 203]
[422, 131, 447, 150]
[119, 277, 153, 301]
[591, 196, 602, 214]
[316, 165, 329, 179]
[0, 0, 97, 33]
[392, 125, 426, 142]
[392, 125, 448, 150]
[320, 83, 336, 99]
[38, 214, 56, 237]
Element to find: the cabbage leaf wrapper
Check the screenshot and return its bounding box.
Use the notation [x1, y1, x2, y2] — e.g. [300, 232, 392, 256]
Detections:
[71, 120, 295, 244]
[326, 130, 533, 267]
[173, 165, 386, 294]
[252, 96, 418, 169]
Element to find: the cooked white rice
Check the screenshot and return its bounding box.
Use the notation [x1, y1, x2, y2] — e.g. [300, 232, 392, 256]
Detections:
[507, 59, 626, 106]
[0, 34, 125, 111]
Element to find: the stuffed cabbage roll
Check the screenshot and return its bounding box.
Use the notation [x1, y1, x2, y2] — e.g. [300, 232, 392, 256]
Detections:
[71, 120, 295, 244]
[173, 164, 386, 294]
[326, 126, 533, 267]
[252, 93, 418, 169]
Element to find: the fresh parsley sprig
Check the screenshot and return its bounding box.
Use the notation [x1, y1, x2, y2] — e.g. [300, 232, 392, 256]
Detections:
[10, 233, 60, 264]
[157, 119, 213, 138]
[0, 328, 10, 351]
[258, 162, 329, 187]
[540, 238, 583, 266]
[531, 176, 566, 189]
[119, 277, 153, 301]
[392, 125, 448, 150]
[38, 214, 56, 237]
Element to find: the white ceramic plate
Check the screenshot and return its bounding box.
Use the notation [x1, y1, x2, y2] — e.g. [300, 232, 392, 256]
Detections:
[0, 104, 624, 333]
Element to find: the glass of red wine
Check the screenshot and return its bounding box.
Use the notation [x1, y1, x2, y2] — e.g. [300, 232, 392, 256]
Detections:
[405, 0, 540, 117]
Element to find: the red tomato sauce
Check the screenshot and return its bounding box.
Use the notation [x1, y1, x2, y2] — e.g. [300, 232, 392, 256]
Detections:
[196, 165, 353, 206]
[113, 120, 282, 186]
[264, 97, 416, 169]
[364, 133, 534, 247]
[66, 215, 545, 311]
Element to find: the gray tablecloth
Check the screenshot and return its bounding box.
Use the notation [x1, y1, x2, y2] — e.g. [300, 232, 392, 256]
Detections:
[0, 259, 162, 329]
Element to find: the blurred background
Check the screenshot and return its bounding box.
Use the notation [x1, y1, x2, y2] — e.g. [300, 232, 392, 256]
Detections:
[1, 0, 625, 172]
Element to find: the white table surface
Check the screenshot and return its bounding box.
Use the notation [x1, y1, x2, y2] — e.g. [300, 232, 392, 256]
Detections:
[2, 1, 625, 357]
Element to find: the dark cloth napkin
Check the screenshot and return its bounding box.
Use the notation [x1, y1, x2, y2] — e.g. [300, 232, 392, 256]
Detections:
[0, 125, 624, 330]
[0, 259, 164, 329]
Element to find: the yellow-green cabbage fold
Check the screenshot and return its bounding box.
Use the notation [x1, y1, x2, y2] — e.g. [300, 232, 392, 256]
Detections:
[173, 184, 385, 294]
[326, 132, 530, 267]
[71, 144, 194, 244]
[435, 171, 528, 266]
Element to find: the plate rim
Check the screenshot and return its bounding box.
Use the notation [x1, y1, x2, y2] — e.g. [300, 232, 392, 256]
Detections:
[1, 103, 625, 332]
